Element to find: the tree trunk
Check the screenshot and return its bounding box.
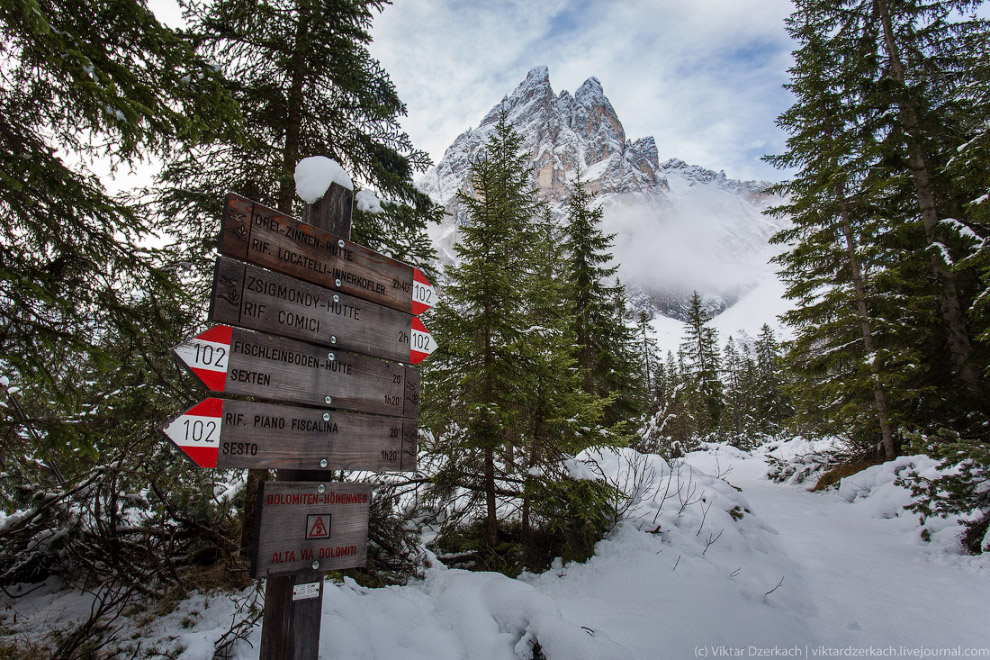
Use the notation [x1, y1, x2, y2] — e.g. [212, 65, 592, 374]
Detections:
[874, 0, 981, 393]
[482, 301, 499, 551]
[278, 5, 312, 213]
[484, 446, 498, 550]
[837, 189, 897, 460]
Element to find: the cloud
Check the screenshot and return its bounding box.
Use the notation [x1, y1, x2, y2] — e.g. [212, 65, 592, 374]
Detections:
[601, 187, 785, 300]
[369, 0, 796, 182]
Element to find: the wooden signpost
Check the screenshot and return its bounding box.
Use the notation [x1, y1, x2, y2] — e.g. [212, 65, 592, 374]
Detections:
[160, 176, 437, 660]
[173, 325, 420, 418]
[161, 398, 417, 471]
[209, 256, 437, 364]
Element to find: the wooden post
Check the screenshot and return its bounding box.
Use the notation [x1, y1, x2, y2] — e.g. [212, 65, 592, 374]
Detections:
[259, 183, 353, 660]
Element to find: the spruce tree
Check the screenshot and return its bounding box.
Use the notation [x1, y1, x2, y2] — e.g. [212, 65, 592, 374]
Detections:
[154, 0, 439, 281]
[767, 15, 911, 457]
[769, 0, 990, 454]
[563, 176, 645, 425]
[680, 292, 723, 437]
[754, 324, 789, 435]
[636, 310, 661, 410]
[421, 110, 541, 554]
[0, 0, 236, 477]
[722, 337, 760, 446]
[0, 0, 245, 619]
[516, 210, 617, 568]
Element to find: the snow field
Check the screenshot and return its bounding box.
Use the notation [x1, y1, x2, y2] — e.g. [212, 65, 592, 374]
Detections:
[5, 441, 990, 658]
[243, 446, 818, 659]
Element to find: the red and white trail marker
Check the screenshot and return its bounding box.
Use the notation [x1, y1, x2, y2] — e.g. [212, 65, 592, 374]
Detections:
[162, 398, 222, 468]
[172, 325, 232, 391]
[411, 268, 437, 316]
[409, 316, 437, 365]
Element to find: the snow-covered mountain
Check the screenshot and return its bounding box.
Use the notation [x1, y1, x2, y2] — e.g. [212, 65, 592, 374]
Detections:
[417, 66, 789, 323]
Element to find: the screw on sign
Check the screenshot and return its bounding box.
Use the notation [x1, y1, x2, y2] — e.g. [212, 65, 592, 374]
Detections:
[172, 325, 421, 418]
[208, 256, 436, 365]
[160, 397, 418, 472]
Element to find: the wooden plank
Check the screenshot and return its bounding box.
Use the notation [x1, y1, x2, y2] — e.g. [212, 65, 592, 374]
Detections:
[220, 192, 436, 315]
[251, 481, 370, 578]
[209, 256, 435, 364]
[161, 397, 417, 471]
[172, 325, 418, 418]
[258, 571, 323, 660]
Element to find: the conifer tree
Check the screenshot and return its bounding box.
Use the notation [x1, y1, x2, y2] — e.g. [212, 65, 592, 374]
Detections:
[154, 0, 439, 280]
[0, 0, 247, 620]
[769, 0, 990, 454]
[0, 0, 236, 478]
[516, 210, 617, 568]
[767, 15, 910, 457]
[722, 337, 759, 445]
[421, 111, 541, 553]
[563, 177, 645, 425]
[754, 324, 789, 435]
[680, 292, 723, 437]
[637, 311, 661, 409]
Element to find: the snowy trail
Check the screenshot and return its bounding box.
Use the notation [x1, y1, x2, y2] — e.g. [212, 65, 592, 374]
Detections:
[692, 450, 990, 649]
[11, 444, 988, 659]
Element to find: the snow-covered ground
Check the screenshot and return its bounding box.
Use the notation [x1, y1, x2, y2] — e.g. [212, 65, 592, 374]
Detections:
[4, 442, 989, 658]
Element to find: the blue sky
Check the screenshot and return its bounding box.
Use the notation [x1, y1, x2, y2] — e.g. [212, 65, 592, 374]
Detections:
[368, 0, 798, 182]
[148, 0, 798, 182]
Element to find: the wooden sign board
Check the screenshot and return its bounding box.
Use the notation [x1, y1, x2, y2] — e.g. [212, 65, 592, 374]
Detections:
[220, 193, 436, 315]
[251, 481, 371, 578]
[209, 256, 435, 364]
[161, 398, 417, 471]
[173, 325, 419, 418]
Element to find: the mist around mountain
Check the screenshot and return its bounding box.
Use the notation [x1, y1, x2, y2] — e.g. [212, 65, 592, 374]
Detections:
[417, 66, 790, 326]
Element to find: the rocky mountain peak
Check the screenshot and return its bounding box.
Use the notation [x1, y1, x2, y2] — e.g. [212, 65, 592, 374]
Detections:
[417, 66, 788, 322]
[422, 66, 663, 206]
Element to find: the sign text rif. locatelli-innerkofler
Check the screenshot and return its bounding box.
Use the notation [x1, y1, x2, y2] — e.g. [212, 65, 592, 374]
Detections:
[220, 192, 436, 316]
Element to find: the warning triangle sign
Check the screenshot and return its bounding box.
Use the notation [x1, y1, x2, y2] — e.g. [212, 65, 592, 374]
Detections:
[306, 514, 330, 539]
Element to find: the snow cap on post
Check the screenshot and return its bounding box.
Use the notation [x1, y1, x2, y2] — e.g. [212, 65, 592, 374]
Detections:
[295, 156, 354, 204]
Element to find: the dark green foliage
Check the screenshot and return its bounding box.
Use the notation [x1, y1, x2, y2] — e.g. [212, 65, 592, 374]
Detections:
[768, 0, 990, 443]
[679, 292, 723, 438]
[903, 430, 990, 553]
[721, 337, 758, 447]
[0, 0, 235, 385]
[153, 0, 437, 280]
[0, 0, 238, 493]
[563, 177, 646, 425]
[768, 0, 990, 544]
[421, 115, 627, 571]
[422, 110, 542, 551]
[525, 476, 621, 567]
